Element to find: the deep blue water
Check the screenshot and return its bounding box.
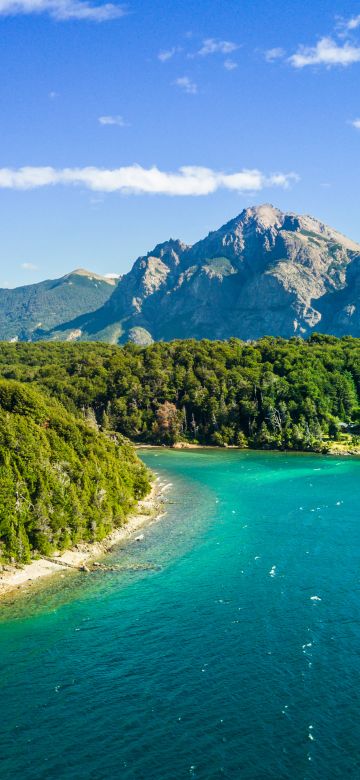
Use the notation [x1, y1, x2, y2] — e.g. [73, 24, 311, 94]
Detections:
[1, 449, 360, 779]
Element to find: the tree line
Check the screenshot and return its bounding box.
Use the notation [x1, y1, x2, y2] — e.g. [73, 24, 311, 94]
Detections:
[0, 335, 359, 452]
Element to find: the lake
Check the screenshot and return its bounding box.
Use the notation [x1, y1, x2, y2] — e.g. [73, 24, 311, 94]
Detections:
[1, 449, 360, 779]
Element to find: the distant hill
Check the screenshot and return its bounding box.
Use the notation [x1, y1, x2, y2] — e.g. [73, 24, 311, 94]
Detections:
[0, 269, 118, 342]
[2, 205, 360, 343]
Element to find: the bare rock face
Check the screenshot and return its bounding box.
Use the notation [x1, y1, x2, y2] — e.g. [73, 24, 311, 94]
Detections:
[33, 205, 360, 342]
[86, 204, 360, 342]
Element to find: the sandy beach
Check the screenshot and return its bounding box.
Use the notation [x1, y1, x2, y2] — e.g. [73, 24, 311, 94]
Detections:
[0, 479, 167, 599]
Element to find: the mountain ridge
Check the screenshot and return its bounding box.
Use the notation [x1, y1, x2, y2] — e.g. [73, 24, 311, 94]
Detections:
[2, 205, 360, 343]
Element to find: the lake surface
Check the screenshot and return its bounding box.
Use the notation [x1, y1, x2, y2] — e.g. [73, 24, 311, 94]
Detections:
[1, 449, 360, 779]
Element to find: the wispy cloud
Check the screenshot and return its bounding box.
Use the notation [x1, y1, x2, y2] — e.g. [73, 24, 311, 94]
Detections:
[158, 47, 178, 62]
[158, 36, 239, 74]
[98, 115, 129, 126]
[197, 38, 238, 56]
[21, 262, 38, 270]
[265, 47, 285, 63]
[0, 165, 299, 196]
[0, 0, 127, 21]
[173, 76, 198, 94]
[289, 37, 360, 68]
[223, 59, 238, 71]
[49, 90, 59, 99]
[350, 118, 360, 129]
[342, 14, 360, 32]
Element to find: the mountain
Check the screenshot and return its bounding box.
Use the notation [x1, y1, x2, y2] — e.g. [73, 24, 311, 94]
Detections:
[0, 269, 118, 342]
[3, 205, 360, 343]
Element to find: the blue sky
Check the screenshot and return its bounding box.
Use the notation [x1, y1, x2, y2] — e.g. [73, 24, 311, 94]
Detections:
[1, 0, 360, 287]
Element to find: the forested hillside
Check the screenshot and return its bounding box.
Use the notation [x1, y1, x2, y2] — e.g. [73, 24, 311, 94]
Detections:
[0, 336, 359, 451]
[0, 269, 117, 342]
[0, 380, 150, 563]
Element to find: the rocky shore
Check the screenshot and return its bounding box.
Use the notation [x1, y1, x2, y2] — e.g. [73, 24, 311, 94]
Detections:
[0, 480, 166, 599]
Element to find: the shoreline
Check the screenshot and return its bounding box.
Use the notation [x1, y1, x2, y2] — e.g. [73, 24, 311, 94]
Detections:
[136, 442, 360, 456]
[0, 480, 166, 600]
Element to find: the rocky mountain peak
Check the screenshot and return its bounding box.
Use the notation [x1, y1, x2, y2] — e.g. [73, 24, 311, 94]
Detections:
[6, 205, 360, 345]
[147, 238, 189, 270]
[99, 205, 360, 343]
[240, 203, 284, 229]
[150, 238, 188, 258]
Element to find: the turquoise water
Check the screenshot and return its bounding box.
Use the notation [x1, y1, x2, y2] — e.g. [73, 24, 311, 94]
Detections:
[1, 449, 360, 779]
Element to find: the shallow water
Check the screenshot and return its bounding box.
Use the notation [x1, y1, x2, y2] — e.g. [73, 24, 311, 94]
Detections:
[1, 449, 360, 779]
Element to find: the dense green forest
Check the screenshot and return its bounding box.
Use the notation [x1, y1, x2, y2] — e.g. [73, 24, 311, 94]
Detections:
[0, 336, 360, 453]
[0, 379, 150, 563]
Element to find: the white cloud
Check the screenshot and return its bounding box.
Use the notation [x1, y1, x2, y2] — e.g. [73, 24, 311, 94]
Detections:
[344, 14, 360, 32]
[197, 38, 238, 56]
[21, 262, 38, 270]
[0, 0, 126, 21]
[104, 272, 121, 278]
[265, 47, 285, 63]
[224, 59, 237, 71]
[350, 118, 360, 129]
[0, 164, 299, 196]
[174, 76, 198, 94]
[158, 47, 177, 62]
[98, 115, 128, 126]
[49, 90, 59, 99]
[289, 37, 360, 68]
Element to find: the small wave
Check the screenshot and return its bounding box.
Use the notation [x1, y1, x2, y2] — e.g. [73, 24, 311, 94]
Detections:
[269, 566, 276, 577]
[310, 595, 321, 602]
